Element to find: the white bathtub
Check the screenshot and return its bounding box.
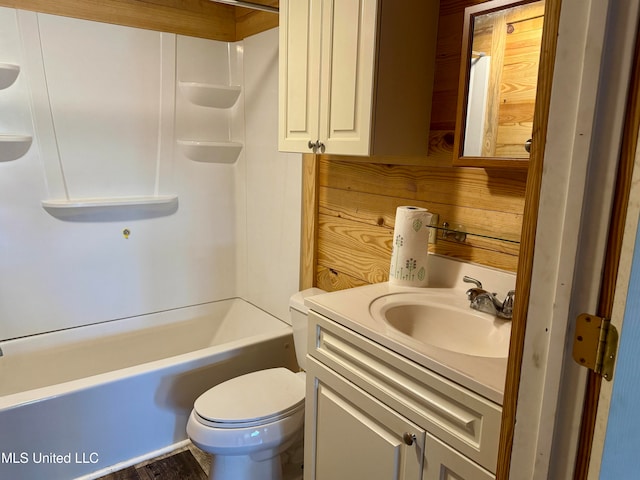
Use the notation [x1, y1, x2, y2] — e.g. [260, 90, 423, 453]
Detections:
[0, 298, 297, 479]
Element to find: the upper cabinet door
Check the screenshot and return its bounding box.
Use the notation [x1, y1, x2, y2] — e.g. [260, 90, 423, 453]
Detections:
[318, 0, 378, 156]
[278, 0, 322, 153]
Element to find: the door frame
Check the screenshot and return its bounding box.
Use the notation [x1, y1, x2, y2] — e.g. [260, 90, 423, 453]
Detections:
[577, 6, 640, 478]
[585, 121, 640, 478]
[504, 0, 640, 478]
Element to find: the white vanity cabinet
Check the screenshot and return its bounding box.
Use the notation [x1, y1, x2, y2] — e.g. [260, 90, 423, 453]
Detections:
[304, 311, 501, 480]
[278, 0, 439, 157]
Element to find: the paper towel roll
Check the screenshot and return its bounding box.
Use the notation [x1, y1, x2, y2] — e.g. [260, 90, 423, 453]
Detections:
[389, 206, 433, 287]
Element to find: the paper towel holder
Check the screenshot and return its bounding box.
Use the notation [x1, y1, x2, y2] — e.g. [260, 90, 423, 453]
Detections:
[441, 222, 467, 242]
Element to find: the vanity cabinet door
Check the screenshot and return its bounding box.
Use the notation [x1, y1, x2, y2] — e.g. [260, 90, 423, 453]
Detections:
[424, 434, 494, 480]
[305, 357, 425, 480]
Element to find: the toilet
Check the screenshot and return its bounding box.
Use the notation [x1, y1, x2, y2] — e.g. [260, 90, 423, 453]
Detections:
[186, 288, 325, 480]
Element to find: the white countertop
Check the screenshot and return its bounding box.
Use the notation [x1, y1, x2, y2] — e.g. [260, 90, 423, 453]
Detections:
[305, 282, 508, 405]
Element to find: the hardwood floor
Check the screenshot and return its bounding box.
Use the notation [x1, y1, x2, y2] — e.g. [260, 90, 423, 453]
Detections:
[98, 444, 210, 480]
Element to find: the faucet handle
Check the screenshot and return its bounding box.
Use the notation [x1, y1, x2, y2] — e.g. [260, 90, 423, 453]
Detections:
[463, 276, 483, 289]
[501, 290, 516, 316]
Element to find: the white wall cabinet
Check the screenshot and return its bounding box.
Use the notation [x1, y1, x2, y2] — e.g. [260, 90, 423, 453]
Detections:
[304, 312, 500, 480]
[278, 0, 439, 157]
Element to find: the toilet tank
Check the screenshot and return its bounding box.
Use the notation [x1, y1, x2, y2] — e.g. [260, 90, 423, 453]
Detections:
[289, 288, 326, 370]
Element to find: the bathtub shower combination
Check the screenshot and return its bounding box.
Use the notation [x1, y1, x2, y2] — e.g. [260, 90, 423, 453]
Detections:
[0, 299, 297, 479]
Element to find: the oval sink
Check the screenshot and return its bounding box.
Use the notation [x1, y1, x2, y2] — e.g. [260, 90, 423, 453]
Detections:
[369, 293, 510, 358]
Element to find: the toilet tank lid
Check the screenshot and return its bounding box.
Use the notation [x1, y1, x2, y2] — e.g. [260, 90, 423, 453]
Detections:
[289, 287, 326, 314]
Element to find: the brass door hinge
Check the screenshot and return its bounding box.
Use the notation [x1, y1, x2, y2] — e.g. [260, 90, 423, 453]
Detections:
[572, 313, 618, 381]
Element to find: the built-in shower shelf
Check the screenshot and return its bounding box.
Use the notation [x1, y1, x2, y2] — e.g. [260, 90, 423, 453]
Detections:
[178, 81, 241, 108]
[42, 194, 178, 211]
[0, 63, 20, 89]
[178, 140, 242, 164]
[0, 134, 32, 161]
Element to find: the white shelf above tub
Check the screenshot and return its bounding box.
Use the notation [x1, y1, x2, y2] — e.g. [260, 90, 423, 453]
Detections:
[178, 81, 241, 108]
[0, 134, 32, 161]
[42, 194, 178, 211]
[177, 140, 242, 164]
[0, 63, 20, 89]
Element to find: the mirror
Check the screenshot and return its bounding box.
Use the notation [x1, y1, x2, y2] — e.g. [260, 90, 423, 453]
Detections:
[453, 0, 545, 167]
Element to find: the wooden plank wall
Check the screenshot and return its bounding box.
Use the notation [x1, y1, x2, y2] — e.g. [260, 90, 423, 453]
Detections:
[310, 0, 528, 293]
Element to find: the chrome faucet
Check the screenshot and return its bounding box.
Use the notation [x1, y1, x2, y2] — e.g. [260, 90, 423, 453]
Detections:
[463, 276, 515, 319]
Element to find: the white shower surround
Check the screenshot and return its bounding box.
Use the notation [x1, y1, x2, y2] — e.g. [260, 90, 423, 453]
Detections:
[0, 8, 301, 340]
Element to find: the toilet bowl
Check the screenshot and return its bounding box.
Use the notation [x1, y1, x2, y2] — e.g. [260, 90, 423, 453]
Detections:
[186, 288, 325, 480]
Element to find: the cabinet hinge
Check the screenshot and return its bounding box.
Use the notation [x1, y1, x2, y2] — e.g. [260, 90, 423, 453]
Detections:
[572, 313, 618, 381]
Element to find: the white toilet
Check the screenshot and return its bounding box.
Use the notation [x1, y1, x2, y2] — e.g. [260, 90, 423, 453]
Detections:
[186, 288, 324, 480]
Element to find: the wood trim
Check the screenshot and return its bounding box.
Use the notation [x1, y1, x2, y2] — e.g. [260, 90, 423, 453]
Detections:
[300, 153, 319, 289]
[0, 0, 278, 41]
[453, 0, 542, 168]
[0, 0, 236, 40]
[496, 0, 563, 477]
[235, 7, 278, 40]
[572, 16, 640, 479]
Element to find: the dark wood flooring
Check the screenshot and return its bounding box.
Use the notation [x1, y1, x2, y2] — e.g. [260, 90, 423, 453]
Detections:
[97, 440, 302, 480]
[98, 450, 208, 480]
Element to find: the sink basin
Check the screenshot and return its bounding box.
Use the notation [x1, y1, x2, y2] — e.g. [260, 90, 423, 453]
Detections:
[369, 293, 510, 358]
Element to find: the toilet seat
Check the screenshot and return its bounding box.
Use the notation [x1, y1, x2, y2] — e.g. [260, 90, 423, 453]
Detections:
[193, 368, 305, 429]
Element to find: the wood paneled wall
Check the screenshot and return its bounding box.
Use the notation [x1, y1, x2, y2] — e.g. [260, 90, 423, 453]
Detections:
[307, 0, 527, 293]
[0, 0, 277, 41]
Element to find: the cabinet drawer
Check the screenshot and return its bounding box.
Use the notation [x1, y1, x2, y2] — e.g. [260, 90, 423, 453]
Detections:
[308, 312, 502, 473]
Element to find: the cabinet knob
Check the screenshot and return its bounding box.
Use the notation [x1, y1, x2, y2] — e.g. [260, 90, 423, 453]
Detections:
[403, 432, 417, 446]
[307, 140, 325, 154]
[308, 140, 323, 153]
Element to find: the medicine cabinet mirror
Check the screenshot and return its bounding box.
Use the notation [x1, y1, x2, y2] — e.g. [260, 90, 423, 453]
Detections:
[453, 0, 545, 168]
